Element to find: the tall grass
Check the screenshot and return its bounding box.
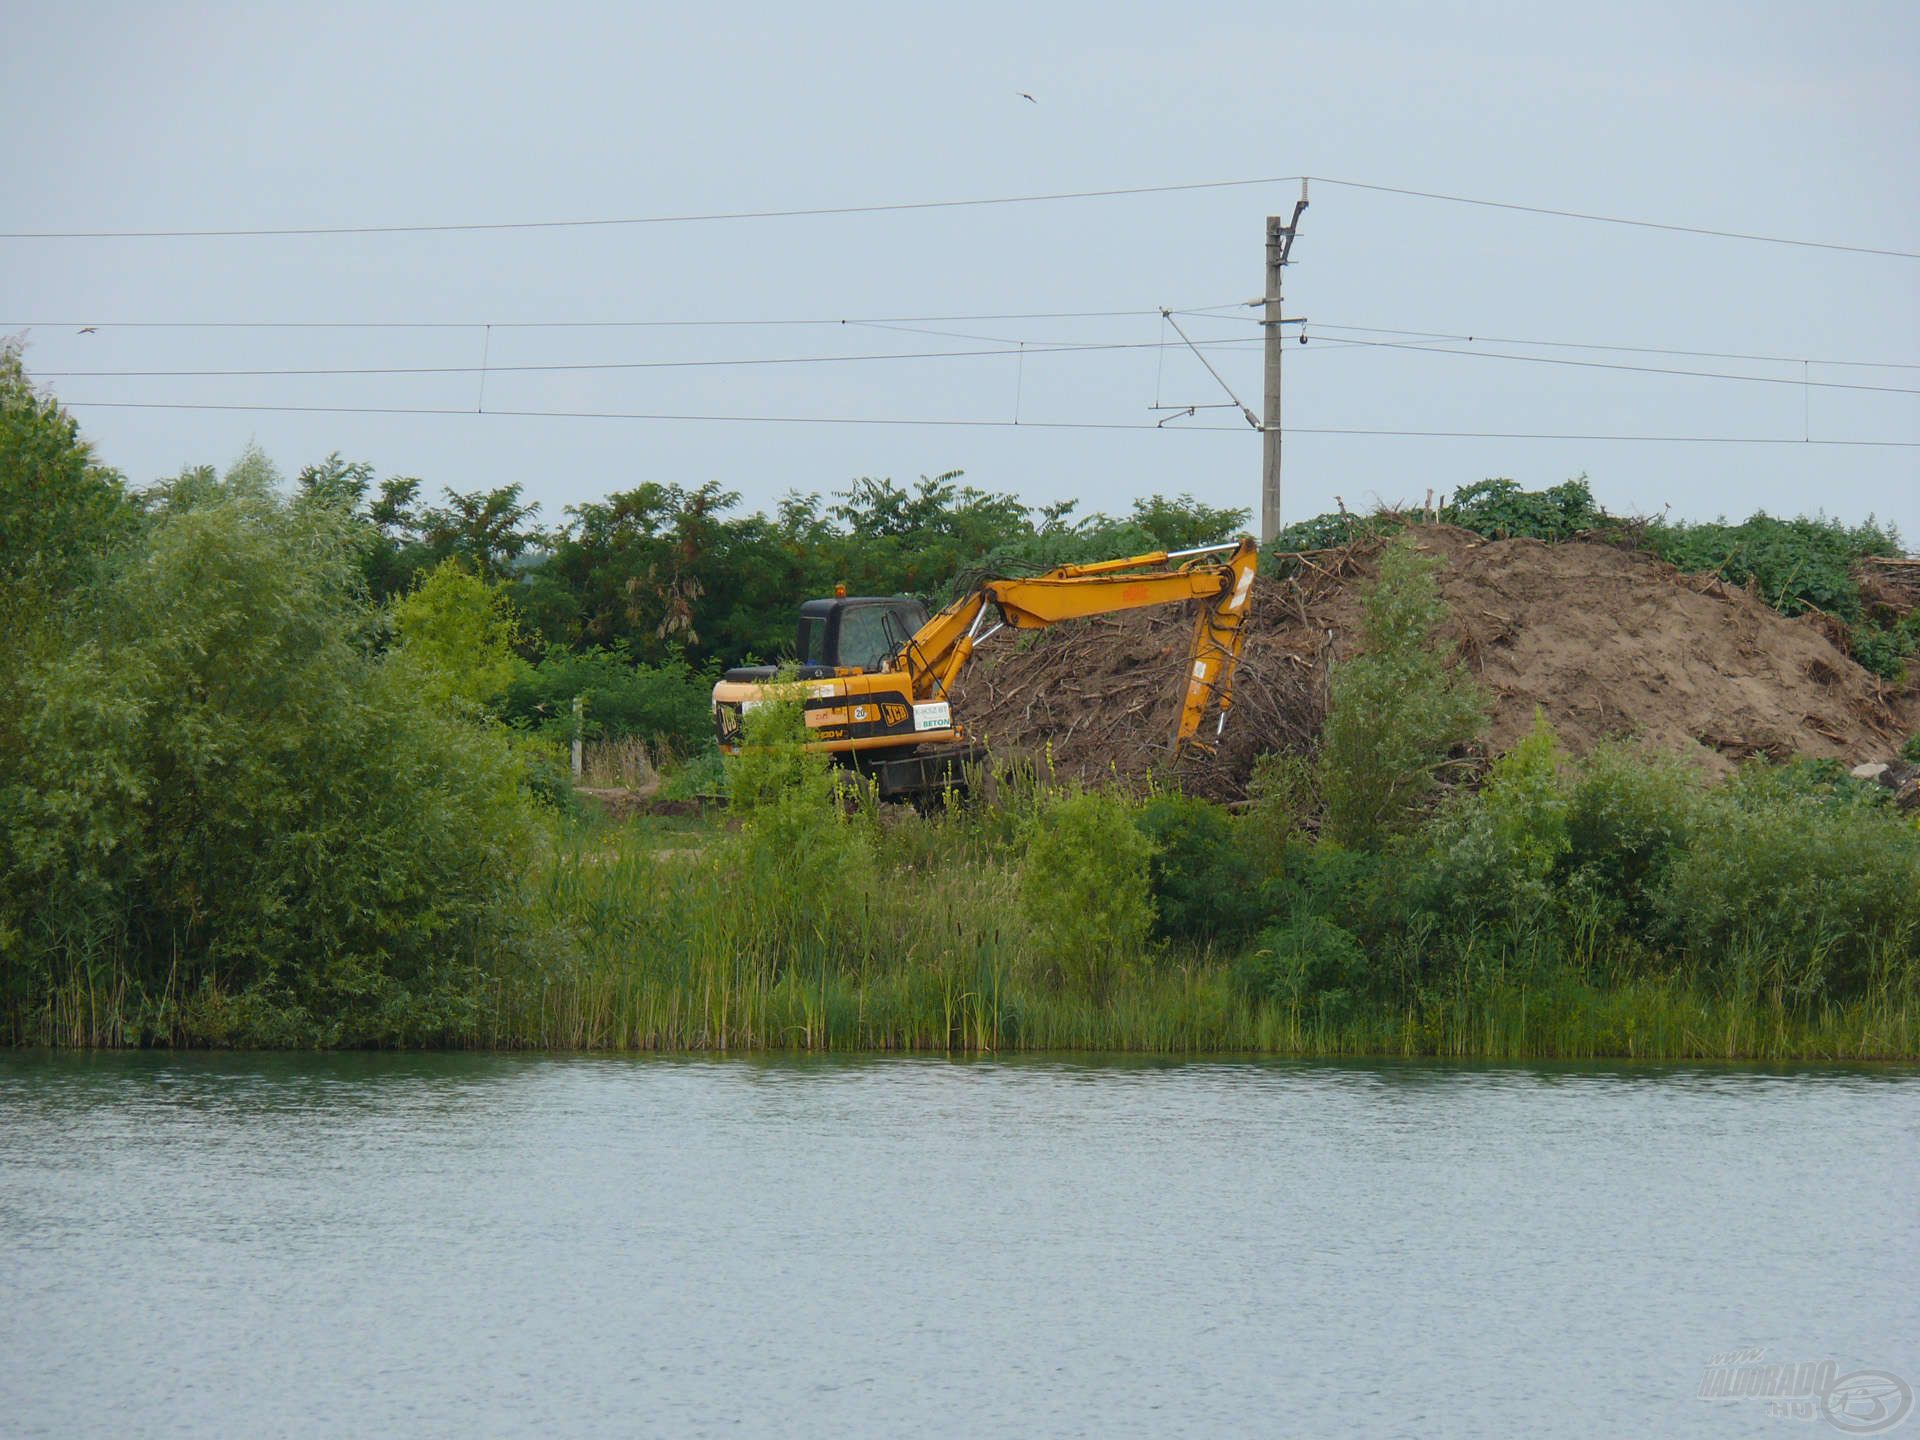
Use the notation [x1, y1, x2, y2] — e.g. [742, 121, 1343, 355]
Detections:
[476, 801, 1920, 1062]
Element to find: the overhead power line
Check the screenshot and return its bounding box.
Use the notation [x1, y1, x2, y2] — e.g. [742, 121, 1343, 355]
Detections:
[1296, 336, 1920, 396]
[1306, 177, 1920, 259]
[21, 308, 1917, 374]
[1304, 321, 1920, 372]
[32, 334, 1265, 380]
[0, 307, 1208, 330]
[60, 399, 1228, 430]
[4, 173, 1911, 256]
[56, 397, 1920, 446]
[37, 331, 1918, 395]
[0, 177, 1300, 240]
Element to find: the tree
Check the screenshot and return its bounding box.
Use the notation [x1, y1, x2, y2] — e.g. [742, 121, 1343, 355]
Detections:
[1128, 493, 1251, 549]
[421, 484, 542, 579]
[0, 344, 135, 601]
[390, 560, 527, 711]
[2, 452, 537, 1045]
[1318, 536, 1487, 849]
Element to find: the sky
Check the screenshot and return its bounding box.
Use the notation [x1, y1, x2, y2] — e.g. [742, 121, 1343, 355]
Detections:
[3, 0, 1916, 540]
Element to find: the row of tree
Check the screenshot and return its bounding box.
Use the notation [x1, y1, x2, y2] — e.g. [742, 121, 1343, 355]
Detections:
[293, 452, 1251, 673]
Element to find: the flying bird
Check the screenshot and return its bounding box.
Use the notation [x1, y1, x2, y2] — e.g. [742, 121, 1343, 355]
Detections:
[78, 326, 96, 334]
[1019, 92, 1036, 103]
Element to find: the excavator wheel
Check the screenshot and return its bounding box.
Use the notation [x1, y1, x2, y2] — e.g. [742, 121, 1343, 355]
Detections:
[838, 744, 987, 806]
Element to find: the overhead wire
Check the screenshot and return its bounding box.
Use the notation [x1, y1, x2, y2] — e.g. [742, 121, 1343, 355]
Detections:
[1296, 320, 1920, 372]
[0, 306, 1203, 330]
[32, 334, 1265, 380]
[26, 308, 1913, 375]
[55, 397, 1920, 446]
[4, 173, 1911, 256]
[0, 177, 1302, 240]
[37, 330, 1919, 395]
[1286, 335, 1920, 395]
[1305, 177, 1920, 259]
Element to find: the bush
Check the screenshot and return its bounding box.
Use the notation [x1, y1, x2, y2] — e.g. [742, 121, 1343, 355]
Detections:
[1241, 751, 1315, 874]
[1, 458, 539, 1045]
[1641, 512, 1900, 622]
[715, 686, 876, 975]
[1905, 734, 1920, 766]
[724, 683, 824, 816]
[1443, 477, 1603, 541]
[390, 558, 526, 711]
[1654, 788, 1920, 1002]
[1416, 713, 1570, 931]
[1269, 509, 1403, 555]
[1018, 788, 1155, 997]
[503, 643, 713, 754]
[1850, 611, 1920, 683]
[1722, 757, 1892, 815]
[1134, 793, 1261, 944]
[0, 345, 137, 602]
[662, 746, 727, 801]
[1233, 916, 1372, 1023]
[1560, 741, 1700, 936]
[1318, 536, 1487, 848]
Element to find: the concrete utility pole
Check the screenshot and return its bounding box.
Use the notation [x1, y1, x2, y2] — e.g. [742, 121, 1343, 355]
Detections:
[1261, 183, 1309, 544]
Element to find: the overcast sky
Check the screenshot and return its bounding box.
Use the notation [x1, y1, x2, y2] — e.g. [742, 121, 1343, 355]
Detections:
[4, 0, 1916, 539]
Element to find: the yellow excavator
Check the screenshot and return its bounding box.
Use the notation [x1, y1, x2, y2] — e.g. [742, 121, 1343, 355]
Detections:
[711, 537, 1260, 799]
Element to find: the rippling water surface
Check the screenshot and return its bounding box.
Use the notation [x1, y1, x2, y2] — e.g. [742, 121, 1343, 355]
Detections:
[3, 1054, 1916, 1438]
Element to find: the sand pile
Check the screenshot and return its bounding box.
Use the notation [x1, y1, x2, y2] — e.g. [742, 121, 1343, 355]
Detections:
[952, 526, 1918, 799]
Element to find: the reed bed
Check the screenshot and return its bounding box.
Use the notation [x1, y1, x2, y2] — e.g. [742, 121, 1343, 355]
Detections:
[475, 814, 1919, 1062]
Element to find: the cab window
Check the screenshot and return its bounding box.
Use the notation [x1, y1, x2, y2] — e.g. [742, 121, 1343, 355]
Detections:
[835, 605, 897, 671]
[796, 616, 828, 666]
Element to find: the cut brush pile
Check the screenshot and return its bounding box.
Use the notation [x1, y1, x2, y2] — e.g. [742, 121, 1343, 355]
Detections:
[953, 524, 1919, 799]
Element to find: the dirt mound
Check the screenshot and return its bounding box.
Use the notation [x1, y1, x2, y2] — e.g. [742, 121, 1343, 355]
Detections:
[953, 526, 1917, 799]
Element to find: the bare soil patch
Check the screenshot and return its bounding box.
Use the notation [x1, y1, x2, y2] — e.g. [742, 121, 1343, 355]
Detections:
[953, 525, 1918, 799]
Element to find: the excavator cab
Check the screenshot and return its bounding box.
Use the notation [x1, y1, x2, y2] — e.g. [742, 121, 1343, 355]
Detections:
[795, 597, 931, 673]
[722, 595, 931, 684]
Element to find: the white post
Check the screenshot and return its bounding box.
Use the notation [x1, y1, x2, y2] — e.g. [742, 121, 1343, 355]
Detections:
[571, 694, 584, 781]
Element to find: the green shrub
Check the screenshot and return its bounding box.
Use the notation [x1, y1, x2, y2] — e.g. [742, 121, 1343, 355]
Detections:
[1319, 536, 1487, 848]
[1443, 477, 1602, 541]
[662, 746, 727, 801]
[1850, 612, 1920, 683]
[1269, 509, 1404, 555]
[724, 683, 823, 816]
[1904, 734, 1920, 766]
[1018, 788, 1155, 997]
[1654, 789, 1920, 1002]
[1242, 751, 1315, 874]
[390, 558, 527, 711]
[958, 494, 1250, 597]
[1134, 793, 1261, 944]
[2, 457, 539, 1046]
[1251, 839, 1411, 967]
[503, 642, 712, 754]
[1233, 915, 1372, 1023]
[1561, 741, 1700, 935]
[716, 688, 877, 975]
[510, 731, 576, 811]
[1417, 713, 1570, 929]
[1641, 512, 1900, 622]
[1722, 757, 1892, 814]
[1125, 493, 1252, 550]
[0, 344, 138, 602]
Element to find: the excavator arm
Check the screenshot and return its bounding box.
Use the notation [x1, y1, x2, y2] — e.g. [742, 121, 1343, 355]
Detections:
[898, 536, 1259, 750]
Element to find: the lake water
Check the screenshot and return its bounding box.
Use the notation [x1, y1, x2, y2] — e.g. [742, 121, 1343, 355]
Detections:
[2, 1054, 1916, 1438]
